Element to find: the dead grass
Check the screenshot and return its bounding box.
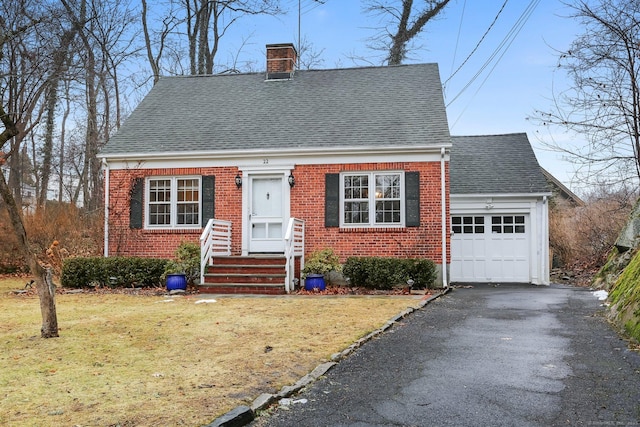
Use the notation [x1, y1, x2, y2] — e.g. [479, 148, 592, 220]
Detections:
[0, 277, 425, 426]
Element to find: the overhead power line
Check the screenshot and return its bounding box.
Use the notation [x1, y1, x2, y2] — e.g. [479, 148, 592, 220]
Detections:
[446, 0, 541, 124]
[444, 0, 509, 87]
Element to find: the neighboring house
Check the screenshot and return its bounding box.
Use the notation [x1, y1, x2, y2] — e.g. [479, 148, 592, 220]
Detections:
[98, 43, 550, 292]
[450, 134, 551, 285]
[0, 164, 36, 215]
[20, 184, 37, 215]
[541, 167, 585, 209]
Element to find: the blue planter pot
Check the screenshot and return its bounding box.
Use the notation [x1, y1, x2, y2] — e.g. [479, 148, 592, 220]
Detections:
[304, 274, 326, 291]
[166, 273, 187, 291]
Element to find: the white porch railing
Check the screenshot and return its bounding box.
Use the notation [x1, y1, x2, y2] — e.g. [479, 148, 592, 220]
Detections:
[284, 218, 305, 293]
[199, 218, 232, 284]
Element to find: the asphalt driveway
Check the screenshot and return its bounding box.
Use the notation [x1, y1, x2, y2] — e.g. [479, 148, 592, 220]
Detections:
[251, 283, 640, 426]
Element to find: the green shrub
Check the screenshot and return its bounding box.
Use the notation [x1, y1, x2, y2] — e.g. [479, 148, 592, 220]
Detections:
[403, 258, 438, 289]
[163, 241, 201, 286]
[302, 248, 342, 277]
[343, 257, 437, 290]
[61, 257, 168, 288]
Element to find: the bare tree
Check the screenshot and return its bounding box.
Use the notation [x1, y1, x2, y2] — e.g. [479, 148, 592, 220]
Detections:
[141, 0, 181, 85]
[1, 12, 59, 338]
[0, 3, 51, 205]
[298, 35, 325, 70]
[532, 0, 640, 186]
[141, 0, 283, 79]
[38, 17, 78, 210]
[185, 0, 283, 75]
[365, 0, 452, 65]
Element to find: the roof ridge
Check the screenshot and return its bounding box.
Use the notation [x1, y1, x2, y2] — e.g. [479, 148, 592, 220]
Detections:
[452, 132, 527, 138]
[156, 62, 440, 81]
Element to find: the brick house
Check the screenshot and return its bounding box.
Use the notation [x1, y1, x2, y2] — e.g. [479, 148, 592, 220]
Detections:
[98, 44, 550, 292]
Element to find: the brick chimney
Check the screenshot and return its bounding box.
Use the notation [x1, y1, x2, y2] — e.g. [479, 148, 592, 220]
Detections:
[266, 43, 297, 80]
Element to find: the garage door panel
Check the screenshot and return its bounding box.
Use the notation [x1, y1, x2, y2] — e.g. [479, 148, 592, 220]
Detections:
[452, 214, 530, 283]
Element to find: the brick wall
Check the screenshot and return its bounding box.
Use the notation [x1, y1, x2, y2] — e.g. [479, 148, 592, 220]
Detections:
[107, 161, 450, 263]
[290, 162, 450, 264]
[107, 167, 243, 259]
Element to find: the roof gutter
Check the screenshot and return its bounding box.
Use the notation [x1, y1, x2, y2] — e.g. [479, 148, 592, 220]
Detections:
[450, 192, 553, 200]
[97, 143, 453, 162]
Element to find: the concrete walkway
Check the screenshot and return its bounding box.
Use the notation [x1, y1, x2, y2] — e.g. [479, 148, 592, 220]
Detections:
[249, 283, 640, 426]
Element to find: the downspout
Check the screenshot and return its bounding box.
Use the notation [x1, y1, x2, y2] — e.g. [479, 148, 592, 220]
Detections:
[102, 158, 109, 257]
[542, 195, 549, 285]
[441, 147, 448, 288]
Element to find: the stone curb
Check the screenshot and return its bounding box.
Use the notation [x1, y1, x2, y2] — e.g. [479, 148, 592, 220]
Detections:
[204, 288, 451, 426]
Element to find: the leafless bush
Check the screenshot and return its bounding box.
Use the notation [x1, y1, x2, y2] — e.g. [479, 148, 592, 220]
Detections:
[550, 186, 636, 269]
[0, 203, 103, 274]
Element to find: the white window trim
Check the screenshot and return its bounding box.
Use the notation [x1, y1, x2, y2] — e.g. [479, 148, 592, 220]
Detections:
[340, 171, 405, 228]
[145, 176, 202, 229]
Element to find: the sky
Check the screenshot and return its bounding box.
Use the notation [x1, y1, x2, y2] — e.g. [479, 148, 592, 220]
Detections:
[217, 0, 586, 194]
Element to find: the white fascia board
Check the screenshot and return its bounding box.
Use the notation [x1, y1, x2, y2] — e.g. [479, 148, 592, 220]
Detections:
[101, 144, 451, 170]
[451, 192, 552, 214]
[451, 192, 552, 201]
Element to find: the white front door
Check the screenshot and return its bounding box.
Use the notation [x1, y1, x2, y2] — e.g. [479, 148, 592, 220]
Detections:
[249, 176, 285, 253]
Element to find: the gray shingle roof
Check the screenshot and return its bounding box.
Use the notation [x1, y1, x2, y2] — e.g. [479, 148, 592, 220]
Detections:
[100, 63, 450, 156]
[450, 133, 549, 195]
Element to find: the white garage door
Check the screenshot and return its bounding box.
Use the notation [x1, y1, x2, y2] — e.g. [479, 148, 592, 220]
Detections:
[451, 214, 530, 283]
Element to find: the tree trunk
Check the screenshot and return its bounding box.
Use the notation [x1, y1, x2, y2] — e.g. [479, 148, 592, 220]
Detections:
[7, 141, 23, 207]
[197, 0, 210, 75]
[58, 80, 71, 203]
[141, 0, 161, 85]
[0, 112, 58, 337]
[39, 29, 77, 210]
[82, 27, 99, 211]
[388, 0, 451, 65]
[39, 81, 57, 210]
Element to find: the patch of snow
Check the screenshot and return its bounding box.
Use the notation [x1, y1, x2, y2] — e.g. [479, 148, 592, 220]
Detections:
[195, 299, 217, 304]
[279, 398, 307, 406]
[592, 290, 608, 300]
[155, 299, 175, 303]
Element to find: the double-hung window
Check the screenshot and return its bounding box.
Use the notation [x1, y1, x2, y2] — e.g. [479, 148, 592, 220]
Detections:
[147, 177, 201, 228]
[342, 172, 403, 227]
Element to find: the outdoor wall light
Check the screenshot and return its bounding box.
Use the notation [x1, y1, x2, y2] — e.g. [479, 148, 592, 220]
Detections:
[235, 173, 242, 188]
[288, 173, 295, 188]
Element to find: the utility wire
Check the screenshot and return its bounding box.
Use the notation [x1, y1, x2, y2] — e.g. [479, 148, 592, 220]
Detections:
[446, 0, 541, 115]
[443, 0, 509, 87]
[447, 0, 467, 94]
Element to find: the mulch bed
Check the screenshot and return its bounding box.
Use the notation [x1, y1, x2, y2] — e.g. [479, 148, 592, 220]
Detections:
[4, 274, 434, 298]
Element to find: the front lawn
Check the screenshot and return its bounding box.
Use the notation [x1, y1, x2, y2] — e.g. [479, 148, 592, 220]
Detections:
[0, 277, 424, 426]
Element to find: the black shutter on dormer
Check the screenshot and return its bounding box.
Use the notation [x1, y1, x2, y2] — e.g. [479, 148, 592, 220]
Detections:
[130, 178, 144, 229]
[201, 175, 215, 227]
[325, 173, 340, 227]
[405, 172, 420, 227]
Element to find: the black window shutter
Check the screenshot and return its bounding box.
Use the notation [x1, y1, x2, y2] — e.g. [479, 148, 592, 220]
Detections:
[130, 178, 144, 229]
[405, 171, 420, 227]
[201, 175, 215, 227]
[325, 173, 340, 227]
